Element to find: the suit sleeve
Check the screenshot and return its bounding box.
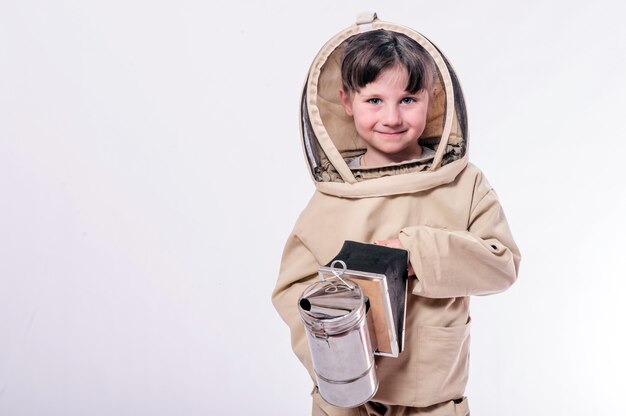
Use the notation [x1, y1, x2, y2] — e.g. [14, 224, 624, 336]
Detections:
[398, 175, 521, 298]
[271, 232, 318, 379]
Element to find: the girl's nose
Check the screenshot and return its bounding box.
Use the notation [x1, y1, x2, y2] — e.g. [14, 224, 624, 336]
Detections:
[382, 105, 402, 126]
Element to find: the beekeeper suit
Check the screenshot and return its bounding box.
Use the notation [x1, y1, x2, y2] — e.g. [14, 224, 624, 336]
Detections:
[272, 12, 521, 415]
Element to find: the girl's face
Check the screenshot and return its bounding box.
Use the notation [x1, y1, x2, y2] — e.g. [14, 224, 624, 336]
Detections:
[340, 65, 431, 166]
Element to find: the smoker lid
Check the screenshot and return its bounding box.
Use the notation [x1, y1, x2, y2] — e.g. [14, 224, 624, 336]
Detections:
[299, 279, 363, 319]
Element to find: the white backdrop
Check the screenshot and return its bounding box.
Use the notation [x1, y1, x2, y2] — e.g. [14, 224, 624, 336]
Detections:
[1, 1, 625, 415]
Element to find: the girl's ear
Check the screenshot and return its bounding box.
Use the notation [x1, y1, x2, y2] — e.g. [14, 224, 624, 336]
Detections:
[339, 89, 354, 116]
[429, 85, 437, 100]
[428, 86, 438, 111]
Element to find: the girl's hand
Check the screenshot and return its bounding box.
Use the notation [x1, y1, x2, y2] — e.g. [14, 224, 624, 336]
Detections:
[372, 239, 415, 277]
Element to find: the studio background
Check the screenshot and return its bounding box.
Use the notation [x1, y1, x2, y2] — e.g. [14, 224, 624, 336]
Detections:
[1, 1, 624, 415]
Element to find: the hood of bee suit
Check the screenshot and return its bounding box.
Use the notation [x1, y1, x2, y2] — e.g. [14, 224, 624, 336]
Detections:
[300, 12, 469, 198]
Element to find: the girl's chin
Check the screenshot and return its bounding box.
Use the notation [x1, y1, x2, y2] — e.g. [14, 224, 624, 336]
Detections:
[377, 144, 420, 156]
[368, 150, 422, 164]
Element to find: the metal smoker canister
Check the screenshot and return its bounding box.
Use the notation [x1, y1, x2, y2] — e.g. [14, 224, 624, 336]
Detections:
[298, 267, 378, 408]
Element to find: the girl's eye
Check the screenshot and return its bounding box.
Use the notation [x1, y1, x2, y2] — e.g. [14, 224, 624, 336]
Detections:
[368, 98, 382, 105]
[402, 97, 416, 104]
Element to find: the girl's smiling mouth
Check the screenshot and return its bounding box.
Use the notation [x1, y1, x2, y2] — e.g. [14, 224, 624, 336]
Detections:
[376, 130, 407, 136]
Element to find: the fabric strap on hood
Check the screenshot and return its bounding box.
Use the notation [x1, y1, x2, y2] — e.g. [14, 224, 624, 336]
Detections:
[300, 12, 469, 198]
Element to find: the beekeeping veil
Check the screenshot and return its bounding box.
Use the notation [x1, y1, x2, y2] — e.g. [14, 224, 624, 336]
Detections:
[300, 12, 469, 198]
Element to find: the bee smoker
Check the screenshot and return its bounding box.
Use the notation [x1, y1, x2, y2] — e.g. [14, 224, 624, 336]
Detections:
[298, 261, 378, 408]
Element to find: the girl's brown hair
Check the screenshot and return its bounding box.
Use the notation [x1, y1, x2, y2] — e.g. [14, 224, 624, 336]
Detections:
[341, 29, 436, 94]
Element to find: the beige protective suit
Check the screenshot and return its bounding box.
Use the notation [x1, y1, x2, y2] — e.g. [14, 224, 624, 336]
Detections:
[272, 12, 521, 415]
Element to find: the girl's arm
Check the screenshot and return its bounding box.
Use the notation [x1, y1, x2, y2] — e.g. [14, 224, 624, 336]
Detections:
[397, 183, 521, 298]
[271, 233, 319, 379]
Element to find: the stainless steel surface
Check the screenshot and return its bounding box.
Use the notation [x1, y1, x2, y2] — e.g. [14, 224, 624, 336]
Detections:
[299, 279, 378, 408]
